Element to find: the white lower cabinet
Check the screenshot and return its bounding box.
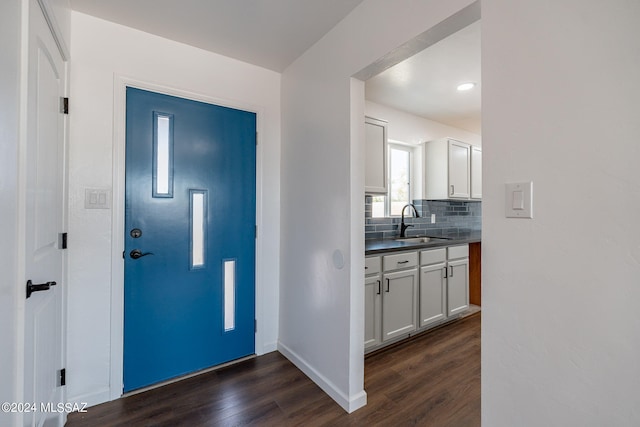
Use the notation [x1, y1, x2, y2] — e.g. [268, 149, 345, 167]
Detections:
[364, 274, 382, 349]
[364, 256, 382, 350]
[419, 260, 447, 328]
[365, 244, 469, 352]
[447, 255, 470, 316]
[446, 245, 469, 317]
[420, 245, 470, 324]
[382, 268, 418, 341]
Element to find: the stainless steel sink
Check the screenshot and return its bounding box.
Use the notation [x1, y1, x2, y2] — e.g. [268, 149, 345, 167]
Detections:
[394, 237, 448, 243]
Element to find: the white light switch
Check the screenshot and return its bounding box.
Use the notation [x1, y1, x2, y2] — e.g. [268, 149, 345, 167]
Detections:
[506, 182, 533, 218]
[85, 188, 111, 210]
[512, 190, 524, 210]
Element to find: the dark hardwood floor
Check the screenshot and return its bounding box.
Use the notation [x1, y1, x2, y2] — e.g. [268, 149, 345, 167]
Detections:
[66, 313, 480, 427]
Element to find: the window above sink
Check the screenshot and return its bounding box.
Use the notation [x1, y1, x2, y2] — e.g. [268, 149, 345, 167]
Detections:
[371, 142, 418, 218]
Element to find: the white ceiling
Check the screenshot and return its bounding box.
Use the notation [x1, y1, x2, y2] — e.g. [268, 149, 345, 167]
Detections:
[70, 1, 479, 134]
[69, 0, 365, 72]
[365, 21, 481, 134]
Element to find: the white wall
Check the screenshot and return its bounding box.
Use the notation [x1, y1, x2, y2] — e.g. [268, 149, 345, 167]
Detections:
[365, 100, 481, 146]
[482, 1, 640, 425]
[279, 0, 477, 412]
[67, 12, 281, 406]
[0, 1, 23, 425]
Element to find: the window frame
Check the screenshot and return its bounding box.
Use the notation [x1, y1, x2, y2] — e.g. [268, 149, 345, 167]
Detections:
[387, 142, 413, 217]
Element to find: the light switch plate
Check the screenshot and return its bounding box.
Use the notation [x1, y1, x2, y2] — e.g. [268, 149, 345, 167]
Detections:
[85, 188, 111, 209]
[505, 182, 533, 218]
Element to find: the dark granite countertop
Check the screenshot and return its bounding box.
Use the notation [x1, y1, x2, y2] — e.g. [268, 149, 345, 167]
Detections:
[365, 231, 481, 255]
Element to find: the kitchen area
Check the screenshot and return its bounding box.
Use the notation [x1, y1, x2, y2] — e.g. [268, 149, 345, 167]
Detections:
[362, 20, 481, 353]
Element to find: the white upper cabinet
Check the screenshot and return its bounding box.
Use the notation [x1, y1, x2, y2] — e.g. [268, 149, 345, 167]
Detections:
[471, 146, 482, 200]
[423, 138, 481, 200]
[364, 117, 388, 194]
[448, 140, 471, 199]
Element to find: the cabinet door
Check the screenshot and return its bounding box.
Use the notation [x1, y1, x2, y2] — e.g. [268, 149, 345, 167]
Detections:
[419, 263, 447, 328]
[365, 117, 387, 194]
[382, 268, 418, 341]
[447, 258, 469, 316]
[364, 274, 382, 349]
[448, 140, 470, 199]
[471, 146, 482, 199]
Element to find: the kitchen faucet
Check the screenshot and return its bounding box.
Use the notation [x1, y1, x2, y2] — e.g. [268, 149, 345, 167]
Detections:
[399, 203, 420, 238]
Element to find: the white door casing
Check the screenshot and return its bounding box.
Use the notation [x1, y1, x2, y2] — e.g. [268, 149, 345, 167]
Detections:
[23, 0, 67, 425]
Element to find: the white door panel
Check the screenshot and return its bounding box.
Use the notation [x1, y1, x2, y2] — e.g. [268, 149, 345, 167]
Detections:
[24, 0, 66, 425]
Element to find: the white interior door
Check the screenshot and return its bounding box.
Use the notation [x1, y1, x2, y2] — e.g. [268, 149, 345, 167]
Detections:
[23, 0, 67, 426]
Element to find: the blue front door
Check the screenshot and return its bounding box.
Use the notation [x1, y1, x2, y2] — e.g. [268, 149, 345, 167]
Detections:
[124, 87, 256, 392]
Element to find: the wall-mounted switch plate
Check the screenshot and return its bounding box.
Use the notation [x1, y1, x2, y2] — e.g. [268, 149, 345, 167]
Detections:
[505, 182, 533, 218]
[431, 214, 436, 223]
[85, 188, 111, 209]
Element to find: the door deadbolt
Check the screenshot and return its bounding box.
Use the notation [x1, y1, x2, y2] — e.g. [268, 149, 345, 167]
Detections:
[130, 228, 142, 238]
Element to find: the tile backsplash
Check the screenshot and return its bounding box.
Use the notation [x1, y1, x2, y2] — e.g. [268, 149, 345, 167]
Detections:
[365, 197, 481, 240]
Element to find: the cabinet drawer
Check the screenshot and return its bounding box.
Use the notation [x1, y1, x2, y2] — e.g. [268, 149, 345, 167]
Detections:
[448, 244, 469, 260]
[365, 256, 381, 275]
[420, 248, 446, 265]
[383, 251, 418, 271]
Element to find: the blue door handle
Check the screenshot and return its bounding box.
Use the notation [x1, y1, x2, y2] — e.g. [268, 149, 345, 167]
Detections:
[130, 249, 154, 260]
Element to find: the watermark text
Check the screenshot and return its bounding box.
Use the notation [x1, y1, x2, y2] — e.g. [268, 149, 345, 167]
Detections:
[1, 402, 88, 413]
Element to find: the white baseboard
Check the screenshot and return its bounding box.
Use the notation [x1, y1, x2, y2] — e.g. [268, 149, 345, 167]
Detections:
[277, 341, 367, 413]
[67, 387, 111, 408]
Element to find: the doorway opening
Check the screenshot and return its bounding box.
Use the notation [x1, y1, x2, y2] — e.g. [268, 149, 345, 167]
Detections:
[358, 0, 482, 401]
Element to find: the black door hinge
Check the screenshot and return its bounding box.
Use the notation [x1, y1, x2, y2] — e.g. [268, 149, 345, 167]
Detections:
[58, 232, 68, 249]
[59, 368, 66, 386]
[61, 97, 69, 114]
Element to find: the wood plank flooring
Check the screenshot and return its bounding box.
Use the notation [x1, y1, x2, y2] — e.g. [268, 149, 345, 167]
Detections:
[66, 313, 480, 427]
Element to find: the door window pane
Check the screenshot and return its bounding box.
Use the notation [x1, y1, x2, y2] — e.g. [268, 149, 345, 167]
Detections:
[224, 260, 236, 331]
[190, 190, 206, 268]
[153, 112, 173, 197]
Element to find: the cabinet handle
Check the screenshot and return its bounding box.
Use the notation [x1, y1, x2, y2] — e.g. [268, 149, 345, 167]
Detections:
[449, 266, 454, 277]
[377, 280, 381, 295]
[386, 278, 390, 293]
[444, 266, 448, 279]
[450, 185, 455, 195]
[397, 260, 409, 264]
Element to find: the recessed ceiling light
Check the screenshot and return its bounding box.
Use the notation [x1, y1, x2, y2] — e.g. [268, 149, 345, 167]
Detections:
[457, 82, 476, 91]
